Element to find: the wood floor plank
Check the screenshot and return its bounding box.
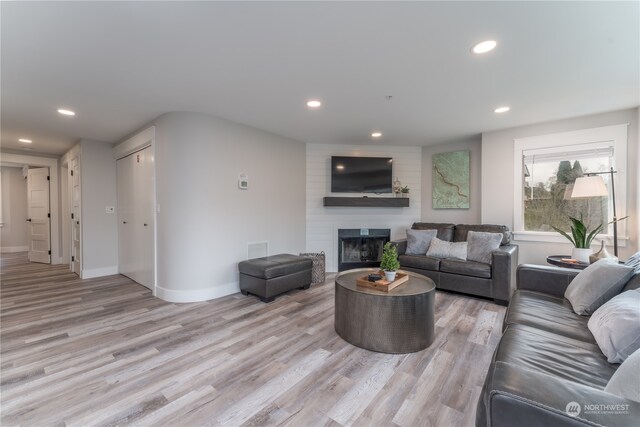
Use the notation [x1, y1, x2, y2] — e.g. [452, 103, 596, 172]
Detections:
[1, 252, 505, 426]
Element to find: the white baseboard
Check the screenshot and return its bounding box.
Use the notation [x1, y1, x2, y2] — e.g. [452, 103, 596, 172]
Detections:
[81, 266, 119, 279]
[1, 246, 28, 253]
[155, 281, 240, 303]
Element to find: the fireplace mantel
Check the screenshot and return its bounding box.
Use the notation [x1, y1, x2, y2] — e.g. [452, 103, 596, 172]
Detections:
[323, 197, 410, 207]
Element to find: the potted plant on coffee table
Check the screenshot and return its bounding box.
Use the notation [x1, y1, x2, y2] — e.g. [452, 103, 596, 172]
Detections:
[380, 242, 401, 282]
[552, 215, 603, 263]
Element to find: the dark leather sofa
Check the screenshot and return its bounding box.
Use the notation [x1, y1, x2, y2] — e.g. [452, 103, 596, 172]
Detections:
[393, 223, 518, 304]
[476, 264, 640, 427]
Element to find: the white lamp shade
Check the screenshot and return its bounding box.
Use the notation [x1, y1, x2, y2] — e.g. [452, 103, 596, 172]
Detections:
[571, 175, 608, 198]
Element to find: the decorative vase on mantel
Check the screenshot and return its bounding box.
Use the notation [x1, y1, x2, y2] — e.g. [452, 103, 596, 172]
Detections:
[571, 247, 592, 264]
[589, 240, 618, 264]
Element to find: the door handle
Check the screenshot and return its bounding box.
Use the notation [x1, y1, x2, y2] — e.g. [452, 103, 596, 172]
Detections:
[26, 218, 32, 222]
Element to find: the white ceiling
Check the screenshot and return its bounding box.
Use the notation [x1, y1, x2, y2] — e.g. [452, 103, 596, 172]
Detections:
[1, 1, 638, 155]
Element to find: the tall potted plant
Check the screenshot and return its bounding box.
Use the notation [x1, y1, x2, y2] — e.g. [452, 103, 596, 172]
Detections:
[380, 242, 401, 282]
[552, 215, 603, 263]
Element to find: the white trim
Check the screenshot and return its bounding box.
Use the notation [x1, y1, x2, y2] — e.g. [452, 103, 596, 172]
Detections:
[155, 282, 240, 303]
[114, 126, 155, 160]
[81, 266, 119, 279]
[513, 124, 628, 242]
[0, 153, 61, 264]
[513, 231, 628, 247]
[1, 245, 29, 253]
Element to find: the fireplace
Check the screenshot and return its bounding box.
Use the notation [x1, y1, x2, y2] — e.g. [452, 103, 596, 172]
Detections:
[337, 229, 391, 271]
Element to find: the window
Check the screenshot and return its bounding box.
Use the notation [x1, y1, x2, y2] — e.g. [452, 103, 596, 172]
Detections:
[513, 124, 628, 243]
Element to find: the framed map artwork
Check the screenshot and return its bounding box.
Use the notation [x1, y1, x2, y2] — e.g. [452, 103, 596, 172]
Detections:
[432, 150, 470, 209]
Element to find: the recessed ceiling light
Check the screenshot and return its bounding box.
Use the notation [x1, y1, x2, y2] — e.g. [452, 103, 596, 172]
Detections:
[494, 106, 510, 113]
[306, 100, 322, 108]
[57, 108, 76, 116]
[19, 138, 33, 143]
[472, 40, 497, 54]
[371, 132, 382, 138]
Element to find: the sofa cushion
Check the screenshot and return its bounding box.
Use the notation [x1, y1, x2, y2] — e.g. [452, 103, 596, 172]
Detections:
[426, 237, 467, 260]
[412, 222, 454, 241]
[588, 289, 640, 363]
[405, 229, 437, 255]
[466, 231, 503, 264]
[238, 254, 312, 279]
[440, 259, 491, 279]
[453, 223, 511, 245]
[605, 348, 640, 402]
[564, 259, 634, 315]
[495, 324, 616, 388]
[398, 254, 440, 271]
[504, 290, 595, 343]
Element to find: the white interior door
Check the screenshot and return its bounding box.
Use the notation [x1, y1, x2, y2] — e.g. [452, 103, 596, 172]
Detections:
[137, 147, 155, 288]
[117, 146, 154, 290]
[27, 168, 51, 263]
[71, 157, 81, 273]
[117, 154, 135, 279]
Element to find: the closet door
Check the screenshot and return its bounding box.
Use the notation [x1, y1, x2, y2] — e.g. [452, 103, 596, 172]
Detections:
[136, 146, 155, 288]
[117, 147, 154, 290]
[117, 154, 135, 280]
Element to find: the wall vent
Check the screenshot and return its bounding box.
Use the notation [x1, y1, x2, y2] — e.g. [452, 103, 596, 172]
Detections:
[247, 241, 268, 260]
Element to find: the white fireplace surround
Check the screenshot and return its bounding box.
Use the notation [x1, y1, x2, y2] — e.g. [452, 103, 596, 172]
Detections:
[306, 143, 422, 272]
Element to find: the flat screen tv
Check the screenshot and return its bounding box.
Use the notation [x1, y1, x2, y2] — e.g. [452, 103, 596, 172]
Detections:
[331, 156, 393, 193]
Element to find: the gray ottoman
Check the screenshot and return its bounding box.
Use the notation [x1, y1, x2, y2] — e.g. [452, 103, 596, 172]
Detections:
[238, 254, 313, 303]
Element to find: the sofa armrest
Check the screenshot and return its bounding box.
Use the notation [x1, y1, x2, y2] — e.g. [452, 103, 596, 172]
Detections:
[491, 244, 518, 302]
[391, 239, 407, 255]
[516, 264, 580, 298]
[478, 361, 640, 427]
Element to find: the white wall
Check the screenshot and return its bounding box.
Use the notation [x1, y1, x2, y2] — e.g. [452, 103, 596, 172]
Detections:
[79, 139, 118, 278]
[420, 136, 481, 224]
[151, 112, 306, 302]
[481, 107, 639, 264]
[306, 144, 422, 272]
[0, 167, 28, 251]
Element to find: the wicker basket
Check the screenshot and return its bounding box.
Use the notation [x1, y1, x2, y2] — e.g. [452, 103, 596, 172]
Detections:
[300, 251, 326, 284]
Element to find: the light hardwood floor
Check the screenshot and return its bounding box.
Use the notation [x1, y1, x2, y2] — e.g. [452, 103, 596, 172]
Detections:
[1, 252, 505, 427]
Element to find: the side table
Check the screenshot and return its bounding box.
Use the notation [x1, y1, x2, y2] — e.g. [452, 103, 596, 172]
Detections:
[546, 255, 589, 270]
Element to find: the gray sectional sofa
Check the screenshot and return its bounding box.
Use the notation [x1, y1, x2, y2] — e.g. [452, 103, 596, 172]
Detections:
[393, 223, 518, 304]
[476, 263, 640, 427]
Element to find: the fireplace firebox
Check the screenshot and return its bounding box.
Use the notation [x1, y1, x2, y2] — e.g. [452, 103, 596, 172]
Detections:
[337, 229, 391, 271]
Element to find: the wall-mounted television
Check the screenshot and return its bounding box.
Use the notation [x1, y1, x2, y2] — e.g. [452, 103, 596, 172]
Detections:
[331, 156, 393, 193]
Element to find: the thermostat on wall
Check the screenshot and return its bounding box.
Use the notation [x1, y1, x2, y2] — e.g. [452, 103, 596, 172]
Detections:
[238, 173, 249, 190]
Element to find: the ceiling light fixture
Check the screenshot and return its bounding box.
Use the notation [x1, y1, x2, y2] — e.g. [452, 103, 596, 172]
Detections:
[57, 108, 76, 116]
[306, 100, 322, 108]
[19, 138, 33, 143]
[371, 132, 382, 138]
[494, 106, 510, 113]
[472, 40, 497, 54]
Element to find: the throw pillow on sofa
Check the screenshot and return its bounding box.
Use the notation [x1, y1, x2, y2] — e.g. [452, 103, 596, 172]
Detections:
[605, 348, 640, 401]
[588, 289, 640, 364]
[564, 259, 634, 315]
[406, 229, 437, 255]
[426, 237, 467, 260]
[466, 231, 503, 264]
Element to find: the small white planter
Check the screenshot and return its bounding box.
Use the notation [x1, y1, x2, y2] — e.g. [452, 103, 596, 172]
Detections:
[571, 247, 593, 263]
[384, 270, 397, 282]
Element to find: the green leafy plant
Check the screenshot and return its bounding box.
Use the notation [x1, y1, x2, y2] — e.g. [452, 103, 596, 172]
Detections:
[401, 186, 410, 194]
[380, 242, 401, 272]
[551, 215, 603, 249]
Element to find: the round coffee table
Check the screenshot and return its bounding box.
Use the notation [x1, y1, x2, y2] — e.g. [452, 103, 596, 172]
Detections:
[334, 268, 435, 354]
